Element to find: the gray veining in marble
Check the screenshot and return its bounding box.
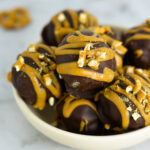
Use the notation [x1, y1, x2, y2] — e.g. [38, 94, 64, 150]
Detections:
[1, 0, 150, 149]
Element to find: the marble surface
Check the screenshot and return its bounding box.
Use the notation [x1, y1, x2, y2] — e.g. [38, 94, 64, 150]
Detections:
[1, 0, 150, 149]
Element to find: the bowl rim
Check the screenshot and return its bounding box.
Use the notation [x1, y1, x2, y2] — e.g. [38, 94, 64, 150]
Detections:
[12, 86, 150, 141]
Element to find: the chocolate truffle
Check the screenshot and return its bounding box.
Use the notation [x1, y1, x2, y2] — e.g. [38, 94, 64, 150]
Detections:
[41, 9, 98, 46]
[55, 94, 102, 135]
[10, 44, 62, 110]
[123, 19, 150, 69]
[95, 72, 150, 131]
[56, 30, 116, 98]
[89, 26, 128, 72]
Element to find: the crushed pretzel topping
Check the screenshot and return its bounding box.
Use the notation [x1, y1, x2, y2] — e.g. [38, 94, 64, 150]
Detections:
[124, 66, 135, 74]
[135, 68, 143, 75]
[77, 50, 86, 68]
[133, 80, 142, 94]
[43, 74, 52, 86]
[58, 13, 66, 22]
[84, 43, 93, 51]
[28, 44, 36, 52]
[14, 56, 24, 71]
[79, 13, 87, 24]
[96, 51, 106, 60]
[111, 40, 122, 49]
[88, 59, 100, 70]
[142, 99, 148, 108]
[126, 85, 133, 93]
[59, 74, 62, 79]
[48, 97, 55, 106]
[38, 54, 45, 59]
[145, 104, 150, 113]
[137, 90, 146, 103]
[41, 61, 47, 66]
[127, 106, 132, 112]
[72, 81, 80, 88]
[132, 112, 141, 121]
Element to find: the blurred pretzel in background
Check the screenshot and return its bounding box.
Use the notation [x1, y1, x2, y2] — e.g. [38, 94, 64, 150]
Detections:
[0, 7, 31, 29]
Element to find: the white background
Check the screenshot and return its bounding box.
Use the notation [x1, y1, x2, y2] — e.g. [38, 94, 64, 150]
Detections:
[1, 0, 150, 149]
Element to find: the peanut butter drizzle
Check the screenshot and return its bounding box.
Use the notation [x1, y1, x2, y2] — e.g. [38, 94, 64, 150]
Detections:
[57, 62, 115, 82]
[80, 120, 88, 132]
[62, 95, 97, 118]
[125, 20, 150, 45]
[7, 71, 12, 82]
[96, 73, 150, 129]
[125, 34, 150, 45]
[67, 31, 105, 43]
[55, 47, 114, 57]
[51, 9, 98, 44]
[12, 44, 61, 110]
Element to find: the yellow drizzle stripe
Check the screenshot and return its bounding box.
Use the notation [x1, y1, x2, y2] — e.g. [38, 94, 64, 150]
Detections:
[125, 34, 150, 45]
[57, 62, 115, 82]
[63, 96, 97, 118]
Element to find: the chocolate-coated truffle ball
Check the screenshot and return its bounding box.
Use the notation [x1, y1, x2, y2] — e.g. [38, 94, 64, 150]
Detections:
[95, 72, 150, 131]
[123, 19, 150, 69]
[41, 9, 98, 46]
[56, 30, 116, 98]
[55, 94, 102, 135]
[10, 44, 62, 110]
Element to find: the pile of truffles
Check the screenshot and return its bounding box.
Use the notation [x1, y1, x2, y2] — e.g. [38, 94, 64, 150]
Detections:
[8, 9, 150, 135]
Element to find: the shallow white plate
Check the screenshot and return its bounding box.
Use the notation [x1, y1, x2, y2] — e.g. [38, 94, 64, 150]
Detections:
[12, 26, 150, 150]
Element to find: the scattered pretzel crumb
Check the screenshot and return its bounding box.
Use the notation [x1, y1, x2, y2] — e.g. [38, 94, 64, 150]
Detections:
[126, 85, 133, 93]
[79, 13, 87, 24]
[58, 13, 66, 22]
[49, 97, 55, 106]
[43, 74, 52, 86]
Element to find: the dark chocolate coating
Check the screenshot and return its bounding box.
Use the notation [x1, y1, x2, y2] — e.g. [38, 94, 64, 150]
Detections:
[65, 84, 102, 99]
[41, 9, 98, 46]
[42, 22, 57, 46]
[56, 97, 102, 135]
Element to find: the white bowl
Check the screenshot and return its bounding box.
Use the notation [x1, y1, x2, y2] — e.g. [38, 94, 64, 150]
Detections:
[12, 26, 150, 150]
[13, 86, 150, 150]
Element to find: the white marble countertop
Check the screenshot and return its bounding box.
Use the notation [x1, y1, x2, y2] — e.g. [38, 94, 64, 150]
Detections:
[1, 0, 150, 149]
